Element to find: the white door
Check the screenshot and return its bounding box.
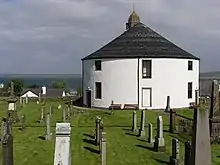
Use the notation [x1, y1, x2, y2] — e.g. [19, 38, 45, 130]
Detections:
[142, 88, 151, 107]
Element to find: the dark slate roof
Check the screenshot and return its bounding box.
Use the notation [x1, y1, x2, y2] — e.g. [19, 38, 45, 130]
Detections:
[21, 88, 66, 97]
[82, 23, 199, 60]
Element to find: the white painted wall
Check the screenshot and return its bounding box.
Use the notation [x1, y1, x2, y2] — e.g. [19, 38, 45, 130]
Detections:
[21, 91, 38, 98]
[83, 59, 138, 108]
[83, 58, 199, 109]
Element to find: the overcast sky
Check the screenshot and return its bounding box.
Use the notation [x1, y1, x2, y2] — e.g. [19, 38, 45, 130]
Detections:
[0, 0, 219, 74]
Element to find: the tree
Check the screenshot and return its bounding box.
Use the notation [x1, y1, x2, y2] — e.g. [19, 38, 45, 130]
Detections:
[27, 84, 39, 88]
[52, 80, 66, 89]
[6, 79, 25, 95]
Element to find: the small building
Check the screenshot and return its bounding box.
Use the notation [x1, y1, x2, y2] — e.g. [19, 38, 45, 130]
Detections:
[81, 9, 200, 109]
[20, 86, 68, 98]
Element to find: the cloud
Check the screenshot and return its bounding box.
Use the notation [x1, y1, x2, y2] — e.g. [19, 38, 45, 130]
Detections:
[0, 0, 219, 73]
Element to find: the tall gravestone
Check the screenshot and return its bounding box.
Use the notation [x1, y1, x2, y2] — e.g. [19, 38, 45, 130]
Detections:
[2, 134, 13, 165]
[169, 109, 177, 133]
[132, 111, 137, 132]
[45, 113, 52, 140]
[96, 116, 101, 146]
[25, 94, 28, 104]
[170, 138, 180, 165]
[100, 131, 106, 165]
[62, 109, 66, 122]
[53, 123, 71, 165]
[191, 90, 211, 165]
[165, 96, 170, 112]
[148, 123, 154, 143]
[210, 80, 219, 118]
[154, 116, 166, 152]
[138, 110, 145, 137]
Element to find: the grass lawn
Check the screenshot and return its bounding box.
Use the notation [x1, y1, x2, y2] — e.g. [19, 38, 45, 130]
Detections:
[0, 101, 219, 165]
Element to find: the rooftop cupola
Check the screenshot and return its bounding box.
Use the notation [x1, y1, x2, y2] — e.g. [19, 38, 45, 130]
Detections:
[126, 5, 140, 30]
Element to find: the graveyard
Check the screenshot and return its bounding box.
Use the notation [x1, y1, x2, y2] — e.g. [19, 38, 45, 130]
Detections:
[0, 98, 219, 165]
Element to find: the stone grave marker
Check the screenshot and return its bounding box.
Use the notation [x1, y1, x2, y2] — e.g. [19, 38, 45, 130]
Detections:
[100, 131, 106, 165]
[95, 116, 101, 146]
[62, 109, 66, 122]
[154, 116, 166, 152]
[45, 113, 52, 140]
[191, 90, 211, 165]
[165, 96, 170, 112]
[2, 133, 13, 165]
[148, 123, 154, 143]
[184, 141, 192, 165]
[169, 109, 177, 133]
[25, 94, 28, 104]
[170, 138, 180, 165]
[99, 120, 104, 151]
[19, 97, 22, 104]
[40, 107, 45, 123]
[132, 111, 137, 132]
[38, 93, 41, 102]
[53, 123, 71, 165]
[138, 110, 145, 137]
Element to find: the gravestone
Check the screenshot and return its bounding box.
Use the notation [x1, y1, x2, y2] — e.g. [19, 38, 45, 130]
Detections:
[138, 110, 145, 137]
[38, 93, 41, 102]
[53, 123, 71, 165]
[19, 97, 22, 104]
[148, 123, 154, 143]
[169, 109, 177, 133]
[95, 116, 101, 146]
[20, 115, 26, 131]
[100, 132, 106, 165]
[165, 96, 170, 112]
[25, 94, 28, 104]
[184, 141, 192, 165]
[210, 80, 219, 118]
[99, 120, 104, 151]
[154, 116, 166, 152]
[45, 113, 52, 140]
[191, 90, 211, 165]
[132, 111, 137, 132]
[2, 134, 13, 165]
[2, 119, 12, 137]
[170, 138, 180, 165]
[62, 109, 66, 122]
[40, 107, 45, 123]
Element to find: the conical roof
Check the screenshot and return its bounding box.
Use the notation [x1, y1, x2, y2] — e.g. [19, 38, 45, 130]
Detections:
[82, 23, 199, 60]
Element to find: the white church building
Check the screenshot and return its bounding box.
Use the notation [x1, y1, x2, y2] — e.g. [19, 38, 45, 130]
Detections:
[82, 10, 200, 110]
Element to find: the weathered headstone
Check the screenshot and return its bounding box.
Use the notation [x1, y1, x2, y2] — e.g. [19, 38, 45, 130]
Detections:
[210, 80, 219, 118]
[165, 96, 170, 112]
[100, 131, 106, 165]
[45, 113, 52, 140]
[62, 109, 66, 122]
[99, 120, 104, 151]
[148, 123, 154, 143]
[20, 115, 26, 131]
[53, 123, 71, 165]
[138, 110, 145, 137]
[40, 107, 44, 123]
[169, 109, 177, 133]
[2, 133, 13, 165]
[132, 111, 137, 132]
[170, 138, 180, 165]
[95, 116, 101, 146]
[38, 93, 41, 102]
[19, 97, 22, 104]
[10, 81, 14, 97]
[154, 116, 166, 152]
[184, 141, 192, 165]
[191, 90, 211, 165]
[25, 94, 28, 104]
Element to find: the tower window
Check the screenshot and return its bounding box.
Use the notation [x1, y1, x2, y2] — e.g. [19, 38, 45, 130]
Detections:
[188, 61, 193, 71]
[95, 82, 102, 99]
[95, 60, 102, 71]
[188, 82, 192, 99]
[142, 60, 152, 79]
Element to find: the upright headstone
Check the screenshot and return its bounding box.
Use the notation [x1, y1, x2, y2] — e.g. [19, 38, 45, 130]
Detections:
[191, 90, 211, 165]
[138, 110, 145, 137]
[184, 141, 192, 165]
[38, 93, 41, 102]
[95, 116, 101, 146]
[169, 109, 177, 133]
[45, 113, 52, 140]
[148, 123, 154, 143]
[53, 123, 71, 165]
[2, 134, 13, 165]
[154, 116, 166, 152]
[170, 138, 180, 165]
[19, 97, 22, 104]
[25, 94, 28, 104]
[62, 109, 66, 122]
[210, 80, 219, 118]
[100, 132, 106, 165]
[165, 96, 170, 112]
[40, 107, 44, 123]
[10, 81, 14, 97]
[132, 111, 137, 132]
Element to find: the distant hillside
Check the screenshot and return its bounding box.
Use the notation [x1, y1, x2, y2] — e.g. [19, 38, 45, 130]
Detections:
[200, 72, 220, 79]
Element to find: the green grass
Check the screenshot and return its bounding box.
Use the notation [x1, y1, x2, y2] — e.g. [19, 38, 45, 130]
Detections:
[0, 101, 219, 165]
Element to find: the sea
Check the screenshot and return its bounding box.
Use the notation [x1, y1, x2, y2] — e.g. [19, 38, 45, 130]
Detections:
[0, 74, 82, 89]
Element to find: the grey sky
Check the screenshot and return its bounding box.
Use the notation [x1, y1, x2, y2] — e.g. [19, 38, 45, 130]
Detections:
[0, 0, 219, 74]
